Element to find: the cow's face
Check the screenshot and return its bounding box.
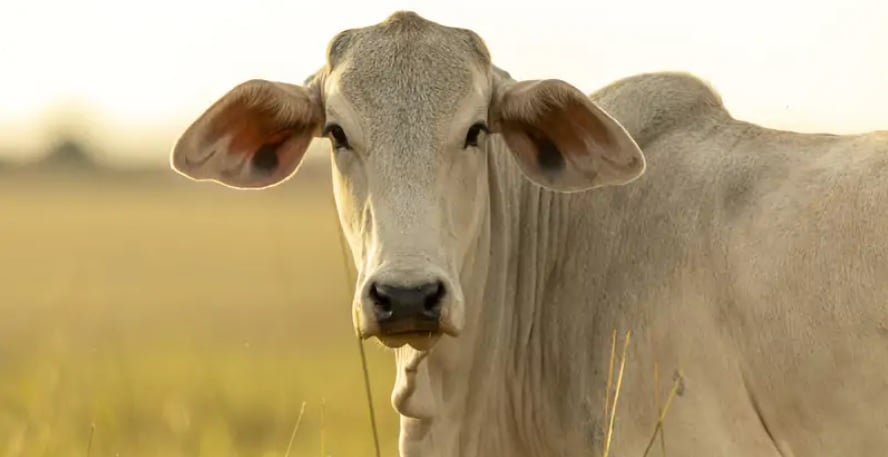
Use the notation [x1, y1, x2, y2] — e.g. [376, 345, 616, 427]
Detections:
[170, 11, 645, 352]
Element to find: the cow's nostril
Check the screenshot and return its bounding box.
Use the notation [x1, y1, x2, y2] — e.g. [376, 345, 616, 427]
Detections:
[423, 281, 445, 314]
[369, 282, 394, 321]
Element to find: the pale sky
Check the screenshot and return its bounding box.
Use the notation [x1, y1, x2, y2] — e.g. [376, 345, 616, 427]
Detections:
[1, 0, 886, 165]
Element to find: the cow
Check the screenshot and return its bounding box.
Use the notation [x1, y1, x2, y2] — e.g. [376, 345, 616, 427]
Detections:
[169, 10, 888, 457]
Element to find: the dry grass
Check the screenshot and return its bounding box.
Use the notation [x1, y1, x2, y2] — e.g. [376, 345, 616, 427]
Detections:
[282, 402, 306, 457]
[0, 168, 399, 457]
[600, 330, 683, 457]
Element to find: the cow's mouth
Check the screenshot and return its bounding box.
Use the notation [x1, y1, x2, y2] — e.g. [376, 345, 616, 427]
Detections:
[377, 324, 441, 351]
[379, 316, 439, 334]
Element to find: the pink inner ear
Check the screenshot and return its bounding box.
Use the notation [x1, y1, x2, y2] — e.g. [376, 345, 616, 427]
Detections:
[204, 98, 316, 185]
[498, 101, 594, 170]
[496, 88, 629, 188]
[494, 80, 643, 190]
[541, 98, 616, 154]
[250, 128, 297, 173]
[256, 128, 299, 158]
[207, 102, 290, 157]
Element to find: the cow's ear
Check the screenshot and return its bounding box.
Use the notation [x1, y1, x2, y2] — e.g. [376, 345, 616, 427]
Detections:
[489, 79, 645, 193]
[170, 79, 324, 189]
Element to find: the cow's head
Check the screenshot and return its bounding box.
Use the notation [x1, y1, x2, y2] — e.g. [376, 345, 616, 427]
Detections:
[171, 11, 644, 352]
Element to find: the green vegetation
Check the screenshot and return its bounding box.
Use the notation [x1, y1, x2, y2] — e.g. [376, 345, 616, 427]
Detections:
[0, 168, 399, 457]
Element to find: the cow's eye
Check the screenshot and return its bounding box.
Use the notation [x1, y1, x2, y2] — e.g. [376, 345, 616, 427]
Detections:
[464, 122, 488, 149]
[323, 124, 350, 150]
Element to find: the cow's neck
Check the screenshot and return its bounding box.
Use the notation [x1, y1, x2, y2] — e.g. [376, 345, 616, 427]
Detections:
[395, 137, 592, 456]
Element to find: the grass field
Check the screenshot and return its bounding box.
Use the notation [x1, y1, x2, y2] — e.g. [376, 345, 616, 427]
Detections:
[0, 164, 400, 457]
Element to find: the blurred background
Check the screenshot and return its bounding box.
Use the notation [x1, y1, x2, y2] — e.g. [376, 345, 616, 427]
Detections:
[1, 0, 886, 456]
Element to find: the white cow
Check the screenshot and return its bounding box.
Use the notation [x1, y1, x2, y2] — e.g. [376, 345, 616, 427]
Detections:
[171, 11, 888, 457]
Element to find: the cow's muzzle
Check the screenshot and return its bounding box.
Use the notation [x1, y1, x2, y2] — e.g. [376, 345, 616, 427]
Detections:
[357, 266, 460, 350]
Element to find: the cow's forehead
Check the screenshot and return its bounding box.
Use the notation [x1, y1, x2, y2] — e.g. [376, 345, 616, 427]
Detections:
[323, 12, 492, 142]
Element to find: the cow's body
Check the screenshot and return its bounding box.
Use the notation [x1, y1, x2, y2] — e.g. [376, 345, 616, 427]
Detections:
[170, 11, 888, 457]
[397, 72, 888, 456]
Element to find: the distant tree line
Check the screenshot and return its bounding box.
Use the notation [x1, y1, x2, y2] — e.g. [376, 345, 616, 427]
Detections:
[39, 136, 99, 171]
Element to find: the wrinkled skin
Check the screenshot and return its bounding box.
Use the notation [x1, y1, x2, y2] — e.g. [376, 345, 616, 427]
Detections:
[171, 11, 888, 457]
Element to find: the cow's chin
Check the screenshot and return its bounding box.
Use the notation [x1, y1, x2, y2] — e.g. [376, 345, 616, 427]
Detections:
[378, 332, 441, 352]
